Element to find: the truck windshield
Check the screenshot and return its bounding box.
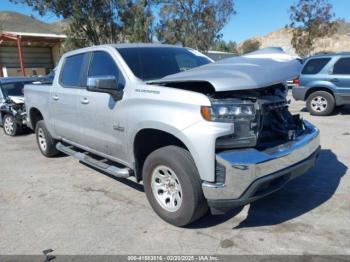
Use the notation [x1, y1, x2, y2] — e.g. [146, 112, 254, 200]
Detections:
[117, 47, 212, 81]
[1, 82, 26, 97]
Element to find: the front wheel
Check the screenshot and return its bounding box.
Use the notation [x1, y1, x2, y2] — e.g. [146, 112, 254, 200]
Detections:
[306, 91, 335, 116]
[35, 120, 59, 157]
[3, 114, 22, 136]
[143, 145, 208, 227]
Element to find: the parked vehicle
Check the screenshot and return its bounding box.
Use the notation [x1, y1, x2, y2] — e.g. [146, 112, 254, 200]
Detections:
[292, 53, 350, 116]
[0, 77, 42, 136]
[24, 44, 320, 226]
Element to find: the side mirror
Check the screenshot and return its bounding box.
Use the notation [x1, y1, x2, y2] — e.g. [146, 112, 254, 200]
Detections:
[87, 76, 123, 100]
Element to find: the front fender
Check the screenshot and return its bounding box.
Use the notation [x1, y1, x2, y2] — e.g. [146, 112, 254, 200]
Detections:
[128, 120, 198, 167]
[128, 119, 234, 183]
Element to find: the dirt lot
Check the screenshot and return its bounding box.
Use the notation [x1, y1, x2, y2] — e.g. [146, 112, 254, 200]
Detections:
[0, 93, 349, 255]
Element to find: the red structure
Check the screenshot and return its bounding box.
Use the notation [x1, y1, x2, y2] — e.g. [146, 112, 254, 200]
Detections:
[0, 33, 26, 76]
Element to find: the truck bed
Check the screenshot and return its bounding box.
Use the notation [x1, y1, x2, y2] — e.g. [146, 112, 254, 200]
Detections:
[24, 83, 52, 128]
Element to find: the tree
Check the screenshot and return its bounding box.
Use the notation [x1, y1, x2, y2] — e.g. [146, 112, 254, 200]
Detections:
[212, 40, 238, 53]
[240, 39, 261, 54]
[118, 0, 156, 43]
[289, 0, 340, 57]
[11, 0, 156, 50]
[156, 0, 235, 52]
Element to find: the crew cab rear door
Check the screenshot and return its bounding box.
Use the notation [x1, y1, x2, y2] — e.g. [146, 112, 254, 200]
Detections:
[77, 50, 127, 160]
[51, 52, 89, 143]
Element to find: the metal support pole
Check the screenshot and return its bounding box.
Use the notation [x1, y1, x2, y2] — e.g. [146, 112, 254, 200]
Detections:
[16, 36, 25, 76]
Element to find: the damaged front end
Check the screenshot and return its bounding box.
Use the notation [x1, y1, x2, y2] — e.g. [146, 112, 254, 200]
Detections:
[0, 97, 27, 126]
[211, 84, 305, 151]
[149, 48, 306, 151]
[201, 85, 320, 214]
[150, 48, 320, 213]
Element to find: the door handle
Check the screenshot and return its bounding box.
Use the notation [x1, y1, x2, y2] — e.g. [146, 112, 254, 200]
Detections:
[80, 98, 89, 104]
[330, 78, 339, 82]
[52, 95, 59, 101]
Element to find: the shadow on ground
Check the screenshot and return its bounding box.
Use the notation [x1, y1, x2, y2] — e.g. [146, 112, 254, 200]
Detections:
[338, 105, 350, 115]
[300, 105, 350, 115]
[81, 162, 144, 192]
[190, 149, 346, 229]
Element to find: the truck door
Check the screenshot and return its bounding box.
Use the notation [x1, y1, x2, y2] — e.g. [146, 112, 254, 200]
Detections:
[78, 51, 127, 160]
[329, 57, 350, 93]
[51, 52, 89, 143]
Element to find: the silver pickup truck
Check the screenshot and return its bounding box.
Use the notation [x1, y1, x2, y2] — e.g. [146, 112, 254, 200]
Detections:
[24, 44, 320, 226]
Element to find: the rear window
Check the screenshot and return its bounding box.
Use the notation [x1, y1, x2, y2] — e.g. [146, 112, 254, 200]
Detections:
[301, 58, 331, 75]
[60, 53, 86, 87]
[117, 47, 212, 81]
[333, 58, 350, 75]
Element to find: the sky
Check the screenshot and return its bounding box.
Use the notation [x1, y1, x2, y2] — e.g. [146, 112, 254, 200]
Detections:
[1, 0, 350, 43]
[221, 0, 350, 42]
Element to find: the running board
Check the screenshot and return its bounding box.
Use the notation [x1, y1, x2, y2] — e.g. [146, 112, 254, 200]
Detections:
[56, 142, 131, 178]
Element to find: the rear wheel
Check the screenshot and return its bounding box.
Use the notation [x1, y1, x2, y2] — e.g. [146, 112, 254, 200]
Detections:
[35, 120, 59, 157]
[143, 145, 208, 227]
[3, 114, 22, 136]
[307, 91, 335, 116]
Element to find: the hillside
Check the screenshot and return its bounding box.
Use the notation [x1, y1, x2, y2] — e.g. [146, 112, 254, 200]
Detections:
[0, 11, 61, 35]
[241, 22, 350, 56]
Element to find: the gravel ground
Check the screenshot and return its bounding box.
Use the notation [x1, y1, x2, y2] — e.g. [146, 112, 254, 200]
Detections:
[0, 92, 349, 255]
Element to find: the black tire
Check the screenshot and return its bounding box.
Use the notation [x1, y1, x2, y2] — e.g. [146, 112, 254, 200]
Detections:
[307, 91, 335, 116]
[35, 120, 59, 157]
[3, 114, 22, 136]
[143, 145, 208, 227]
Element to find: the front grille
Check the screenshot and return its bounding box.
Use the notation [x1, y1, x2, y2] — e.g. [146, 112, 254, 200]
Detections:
[263, 100, 288, 111]
[256, 101, 304, 150]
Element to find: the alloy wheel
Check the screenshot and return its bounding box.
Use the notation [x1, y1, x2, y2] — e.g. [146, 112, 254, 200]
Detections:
[4, 116, 14, 135]
[311, 96, 328, 113]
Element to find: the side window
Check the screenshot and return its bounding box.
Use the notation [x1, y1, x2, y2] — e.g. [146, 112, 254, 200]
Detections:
[333, 58, 350, 75]
[88, 51, 125, 90]
[301, 58, 331, 75]
[60, 53, 86, 87]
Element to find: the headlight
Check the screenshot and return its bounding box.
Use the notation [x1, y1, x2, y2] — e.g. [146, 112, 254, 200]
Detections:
[201, 99, 259, 149]
[201, 100, 255, 122]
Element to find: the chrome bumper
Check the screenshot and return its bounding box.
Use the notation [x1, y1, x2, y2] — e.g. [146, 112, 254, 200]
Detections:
[202, 121, 320, 202]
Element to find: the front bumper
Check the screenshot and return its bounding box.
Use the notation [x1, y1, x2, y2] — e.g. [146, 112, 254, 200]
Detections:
[202, 121, 320, 214]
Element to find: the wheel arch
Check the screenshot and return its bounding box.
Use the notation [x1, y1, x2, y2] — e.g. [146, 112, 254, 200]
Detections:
[305, 86, 335, 100]
[0, 111, 5, 122]
[29, 107, 44, 130]
[133, 128, 193, 182]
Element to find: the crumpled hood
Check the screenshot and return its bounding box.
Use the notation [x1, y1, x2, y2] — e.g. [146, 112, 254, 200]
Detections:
[150, 48, 302, 92]
[8, 96, 25, 104]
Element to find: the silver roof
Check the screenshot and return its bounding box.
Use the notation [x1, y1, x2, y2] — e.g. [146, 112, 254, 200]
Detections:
[113, 43, 183, 49]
